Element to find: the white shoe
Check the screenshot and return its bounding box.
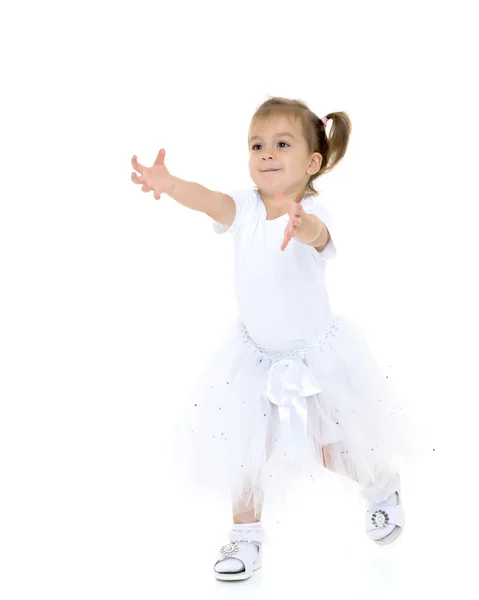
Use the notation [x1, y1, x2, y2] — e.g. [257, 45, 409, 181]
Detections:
[365, 477, 405, 545]
[214, 523, 264, 581]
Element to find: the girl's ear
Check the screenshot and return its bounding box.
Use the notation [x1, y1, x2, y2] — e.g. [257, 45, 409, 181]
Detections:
[309, 153, 322, 174]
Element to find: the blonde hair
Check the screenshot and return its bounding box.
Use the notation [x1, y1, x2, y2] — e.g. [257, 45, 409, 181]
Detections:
[250, 96, 352, 196]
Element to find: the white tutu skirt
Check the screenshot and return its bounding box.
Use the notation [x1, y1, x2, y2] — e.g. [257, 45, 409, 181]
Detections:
[169, 314, 415, 517]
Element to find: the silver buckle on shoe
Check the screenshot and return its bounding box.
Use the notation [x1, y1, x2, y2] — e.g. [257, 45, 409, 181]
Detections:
[371, 509, 390, 529]
[220, 542, 240, 557]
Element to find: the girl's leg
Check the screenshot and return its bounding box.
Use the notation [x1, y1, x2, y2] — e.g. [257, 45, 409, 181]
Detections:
[319, 441, 398, 502]
[232, 486, 264, 524]
[318, 442, 360, 483]
[231, 422, 274, 524]
[215, 408, 271, 577]
[216, 478, 264, 577]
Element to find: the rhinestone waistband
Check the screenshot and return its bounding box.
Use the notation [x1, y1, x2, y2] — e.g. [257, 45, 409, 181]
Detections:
[238, 315, 342, 361]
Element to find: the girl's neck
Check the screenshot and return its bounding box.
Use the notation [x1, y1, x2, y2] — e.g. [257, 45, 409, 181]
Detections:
[259, 189, 305, 205]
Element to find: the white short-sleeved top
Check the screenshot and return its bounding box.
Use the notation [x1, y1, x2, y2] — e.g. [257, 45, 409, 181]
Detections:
[213, 188, 337, 351]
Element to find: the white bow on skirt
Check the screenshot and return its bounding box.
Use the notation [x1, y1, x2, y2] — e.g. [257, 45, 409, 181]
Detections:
[265, 358, 324, 465]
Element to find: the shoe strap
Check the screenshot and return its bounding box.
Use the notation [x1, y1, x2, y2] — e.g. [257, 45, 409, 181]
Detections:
[366, 504, 405, 528]
[361, 472, 401, 504]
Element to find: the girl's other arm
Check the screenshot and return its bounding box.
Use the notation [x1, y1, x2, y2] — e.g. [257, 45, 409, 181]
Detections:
[293, 213, 329, 249]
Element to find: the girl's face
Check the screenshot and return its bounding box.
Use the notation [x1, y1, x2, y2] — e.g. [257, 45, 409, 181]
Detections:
[248, 115, 322, 197]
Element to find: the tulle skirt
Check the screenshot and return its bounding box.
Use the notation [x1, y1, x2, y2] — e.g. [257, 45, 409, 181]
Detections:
[169, 313, 415, 517]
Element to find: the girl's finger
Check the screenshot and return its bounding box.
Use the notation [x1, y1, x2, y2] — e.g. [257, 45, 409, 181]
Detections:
[291, 203, 303, 219]
[289, 202, 299, 219]
[132, 173, 152, 193]
[131, 155, 144, 174]
[154, 148, 166, 167]
[131, 172, 144, 184]
[281, 228, 293, 250]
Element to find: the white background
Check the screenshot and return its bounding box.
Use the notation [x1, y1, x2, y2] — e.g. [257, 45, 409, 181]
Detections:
[1, 0, 478, 597]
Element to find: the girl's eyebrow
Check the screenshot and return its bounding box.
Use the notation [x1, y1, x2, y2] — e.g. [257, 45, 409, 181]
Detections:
[249, 132, 296, 142]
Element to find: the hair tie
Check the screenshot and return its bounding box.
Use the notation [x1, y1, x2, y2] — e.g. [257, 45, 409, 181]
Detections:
[321, 116, 329, 125]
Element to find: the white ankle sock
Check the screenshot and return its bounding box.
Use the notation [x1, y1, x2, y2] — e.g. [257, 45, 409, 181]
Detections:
[230, 521, 262, 541]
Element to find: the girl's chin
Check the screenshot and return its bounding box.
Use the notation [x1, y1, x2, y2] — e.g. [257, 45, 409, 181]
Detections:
[259, 170, 283, 179]
[256, 174, 287, 188]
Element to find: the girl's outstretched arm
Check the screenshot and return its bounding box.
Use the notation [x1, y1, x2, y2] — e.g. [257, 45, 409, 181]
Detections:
[131, 151, 234, 225]
[169, 177, 235, 226]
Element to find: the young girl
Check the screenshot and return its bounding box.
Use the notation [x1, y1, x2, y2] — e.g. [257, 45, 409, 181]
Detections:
[131, 97, 413, 581]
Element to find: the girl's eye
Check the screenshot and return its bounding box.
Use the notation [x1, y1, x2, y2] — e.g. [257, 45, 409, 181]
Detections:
[251, 142, 290, 151]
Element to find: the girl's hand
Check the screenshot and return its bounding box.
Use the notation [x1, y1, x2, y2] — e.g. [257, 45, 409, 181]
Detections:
[276, 188, 307, 251]
[131, 149, 175, 200]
